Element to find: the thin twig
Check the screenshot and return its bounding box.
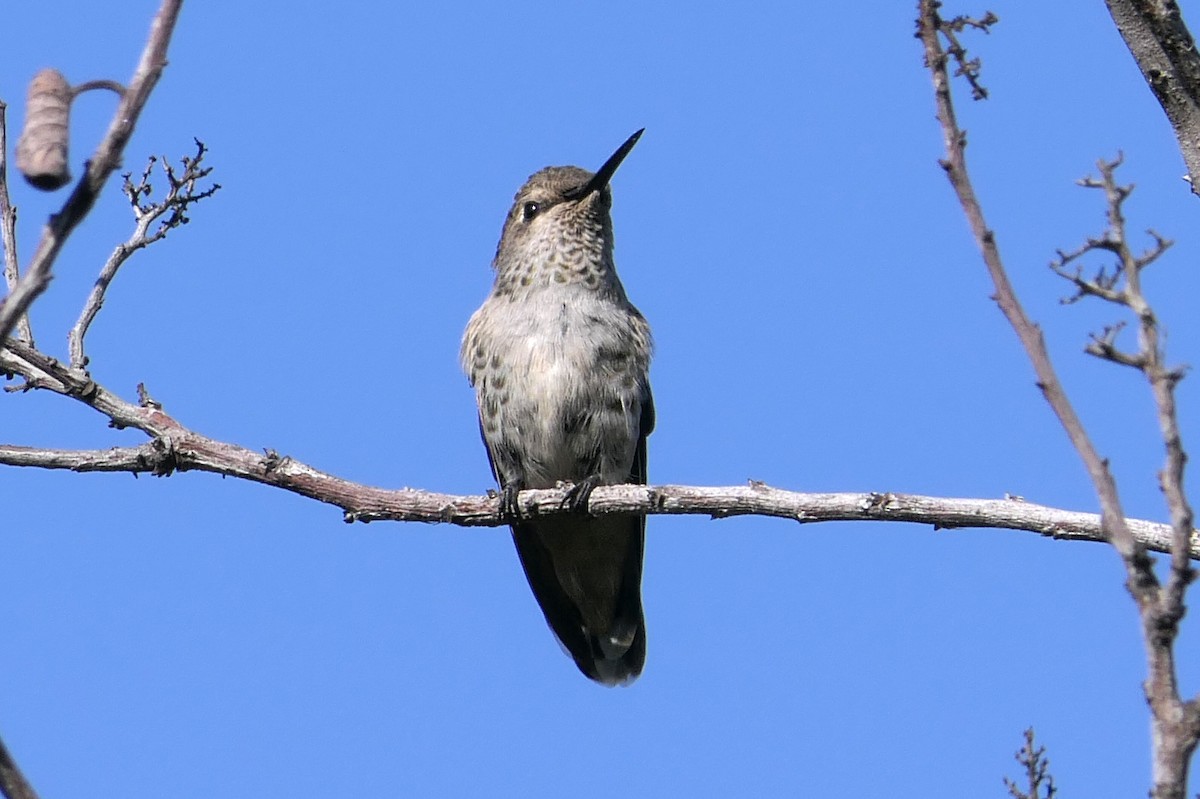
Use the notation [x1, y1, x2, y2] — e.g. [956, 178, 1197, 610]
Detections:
[1074, 160, 1200, 785]
[0, 102, 33, 345]
[0, 0, 183, 344]
[1048, 158, 1199, 760]
[916, 0, 1147, 574]
[1003, 728, 1057, 799]
[1049, 157, 1175, 370]
[1089, 157, 1194, 585]
[68, 141, 219, 369]
[937, 10, 999, 100]
[71, 79, 126, 99]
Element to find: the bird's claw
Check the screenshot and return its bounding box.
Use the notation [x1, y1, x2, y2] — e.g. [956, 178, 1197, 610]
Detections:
[563, 475, 601, 514]
[500, 481, 524, 520]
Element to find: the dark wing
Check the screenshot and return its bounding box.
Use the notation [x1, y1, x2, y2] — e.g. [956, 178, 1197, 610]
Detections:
[603, 385, 654, 680]
[496, 387, 654, 685]
[476, 414, 598, 677]
[631, 386, 654, 485]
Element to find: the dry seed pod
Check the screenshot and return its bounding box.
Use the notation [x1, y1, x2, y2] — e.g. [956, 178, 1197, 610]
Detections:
[16, 68, 73, 191]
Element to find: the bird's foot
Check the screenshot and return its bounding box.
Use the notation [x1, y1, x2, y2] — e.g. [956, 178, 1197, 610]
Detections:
[499, 480, 524, 520]
[563, 474, 602, 514]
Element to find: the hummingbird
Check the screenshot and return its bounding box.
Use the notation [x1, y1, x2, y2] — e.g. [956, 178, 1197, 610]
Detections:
[461, 130, 653, 685]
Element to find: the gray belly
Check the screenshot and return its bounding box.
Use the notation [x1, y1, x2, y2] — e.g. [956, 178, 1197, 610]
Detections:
[501, 338, 640, 487]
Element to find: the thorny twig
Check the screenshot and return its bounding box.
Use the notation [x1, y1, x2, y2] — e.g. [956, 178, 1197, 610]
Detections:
[67, 140, 220, 370]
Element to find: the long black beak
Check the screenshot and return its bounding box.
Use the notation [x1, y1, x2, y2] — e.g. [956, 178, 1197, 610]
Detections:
[567, 128, 644, 200]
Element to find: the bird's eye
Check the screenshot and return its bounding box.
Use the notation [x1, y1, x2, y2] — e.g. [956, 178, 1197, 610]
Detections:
[522, 201, 540, 221]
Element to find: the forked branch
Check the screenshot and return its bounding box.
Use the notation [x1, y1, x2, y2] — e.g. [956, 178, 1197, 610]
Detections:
[68, 141, 220, 370]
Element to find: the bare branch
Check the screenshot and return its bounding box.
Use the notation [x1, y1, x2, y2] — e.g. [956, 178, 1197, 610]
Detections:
[0, 733, 40, 799]
[1081, 160, 1200, 792]
[0, 442, 170, 474]
[920, 3, 1200, 795]
[0, 103, 33, 345]
[1055, 156, 1196, 606]
[1, 441, 1196, 556]
[1085, 322, 1146, 369]
[936, 10, 999, 100]
[1104, 0, 1200, 196]
[2, 336, 1199, 557]
[1050, 248, 1125, 306]
[0, 0, 183, 344]
[916, 0, 1149, 579]
[68, 141, 219, 370]
[1050, 159, 1178, 382]
[1003, 728, 1057, 799]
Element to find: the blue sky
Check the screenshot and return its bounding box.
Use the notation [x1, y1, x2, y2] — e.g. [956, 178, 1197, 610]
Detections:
[3, 1, 1199, 796]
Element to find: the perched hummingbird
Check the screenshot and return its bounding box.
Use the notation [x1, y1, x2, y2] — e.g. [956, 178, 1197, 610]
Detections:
[461, 130, 654, 685]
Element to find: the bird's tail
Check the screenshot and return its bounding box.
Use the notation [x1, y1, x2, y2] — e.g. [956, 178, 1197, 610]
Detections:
[511, 515, 646, 685]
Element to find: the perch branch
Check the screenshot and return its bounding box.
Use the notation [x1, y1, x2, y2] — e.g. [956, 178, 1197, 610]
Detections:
[1, 336, 1198, 557]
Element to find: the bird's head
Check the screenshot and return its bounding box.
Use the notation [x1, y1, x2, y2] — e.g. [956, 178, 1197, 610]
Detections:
[491, 130, 643, 297]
